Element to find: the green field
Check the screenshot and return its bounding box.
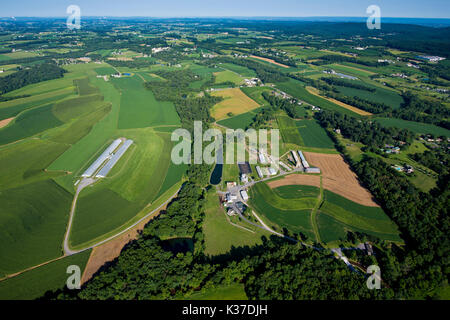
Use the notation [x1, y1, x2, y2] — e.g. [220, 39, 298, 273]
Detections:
[296, 119, 335, 149]
[217, 107, 262, 130]
[0, 139, 69, 191]
[318, 190, 401, 243]
[214, 70, 244, 85]
[272, 185, 320, 199]
[375, 118, 450, 137]
[0, 180, 72, 277]
[277, 114, 303, 145]
[240, 86, 273, 106]
[0, 250, 91, 300]
[115, 75, 180, 129]
[248, 179, 401, 244]
[0, 103, 63, 145]
[336, 85, 404, 109]
[221, 63, 257, 78]
[0, 89, 74, 121]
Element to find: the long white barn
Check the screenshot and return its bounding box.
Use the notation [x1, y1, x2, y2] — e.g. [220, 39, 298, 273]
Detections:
[96, 140, 134, 178]
[82, 139, 122, 178]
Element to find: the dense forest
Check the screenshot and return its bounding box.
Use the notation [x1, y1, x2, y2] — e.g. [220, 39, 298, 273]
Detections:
[315, 110, 414, 150]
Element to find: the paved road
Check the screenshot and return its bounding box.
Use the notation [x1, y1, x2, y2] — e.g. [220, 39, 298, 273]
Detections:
[63, 178, 96, 255]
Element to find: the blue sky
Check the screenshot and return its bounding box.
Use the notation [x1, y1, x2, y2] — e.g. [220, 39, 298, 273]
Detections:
[1, 0, 449, 18]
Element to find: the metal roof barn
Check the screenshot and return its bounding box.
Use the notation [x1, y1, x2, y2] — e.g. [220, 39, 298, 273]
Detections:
[82, 139, 122, 177]
[96, 139, 134, 178]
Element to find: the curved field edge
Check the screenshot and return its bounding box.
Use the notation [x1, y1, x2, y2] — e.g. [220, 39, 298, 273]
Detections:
[68, 181, 183, 252]
[317, 212, 403, 244]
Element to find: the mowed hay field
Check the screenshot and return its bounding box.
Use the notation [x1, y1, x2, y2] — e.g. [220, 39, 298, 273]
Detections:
[249, 182, 317, 239]
[210, 88, 260, 121]
[304, 152, 378, 206]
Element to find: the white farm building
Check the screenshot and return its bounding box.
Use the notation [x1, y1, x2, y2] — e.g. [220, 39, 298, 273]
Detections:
[82, 139, 122, 178]
[96, 139, 134, 178]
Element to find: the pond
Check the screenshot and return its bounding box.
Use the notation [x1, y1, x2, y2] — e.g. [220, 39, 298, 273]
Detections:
[161, 238, 194, 254]
[210, 163, 223, 185]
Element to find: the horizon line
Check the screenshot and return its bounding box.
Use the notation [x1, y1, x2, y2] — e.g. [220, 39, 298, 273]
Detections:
[1, 16, 450, 19]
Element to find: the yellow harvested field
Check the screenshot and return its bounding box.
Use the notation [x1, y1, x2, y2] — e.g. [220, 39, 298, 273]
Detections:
[267, 174, 321, 189]
[0, 117, 14, 129]
[306, 87, 373, 116]
[250, 55, 290, 68]
[304, 152, 379, 207]
[211, 88, 260, 120]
